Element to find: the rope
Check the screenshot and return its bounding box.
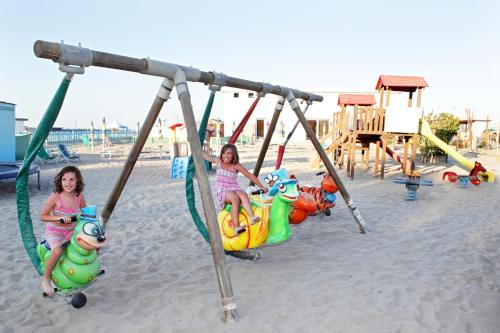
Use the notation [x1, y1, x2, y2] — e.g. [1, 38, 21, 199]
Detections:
[185, 90, 216, 242]
[16, 75, 73, 274]
[228, 96, 261, 144]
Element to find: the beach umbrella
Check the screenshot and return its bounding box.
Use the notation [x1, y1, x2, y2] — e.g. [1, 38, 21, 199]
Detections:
[168, 122, 183, 143]
[90, 120, 95, 151]
[157, 118, 163, 139]
[101, 117, 106, 145]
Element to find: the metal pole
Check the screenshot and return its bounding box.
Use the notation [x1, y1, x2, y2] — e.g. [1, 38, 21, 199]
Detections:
[250, 97, 285, 186]
[33, 40, 323, 103]
[286, 91, 367, 234]
[101, 78, 173, 225]
[174, 70, 238, 322]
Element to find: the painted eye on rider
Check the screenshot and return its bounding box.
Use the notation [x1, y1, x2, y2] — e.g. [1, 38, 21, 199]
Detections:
[264, 176, 271, 184]
[272, 175, 279, 182]
[278, 183, 286, 193]
[82, 223, 98, 236]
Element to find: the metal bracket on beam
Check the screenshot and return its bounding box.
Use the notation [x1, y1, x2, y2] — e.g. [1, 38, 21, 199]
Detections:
[211, 72, 228, 87]
[58, 42, 93, 67]
[259, 82, 273, 97]
[57, 42, 92, 75]
[278, 86, 290, 98]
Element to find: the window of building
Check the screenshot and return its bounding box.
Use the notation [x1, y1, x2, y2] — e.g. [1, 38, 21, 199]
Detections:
[248, 92, 254, 98]
[234, 93, 239, 98]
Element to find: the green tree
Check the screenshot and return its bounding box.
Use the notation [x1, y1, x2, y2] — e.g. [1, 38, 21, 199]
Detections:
[421, 112, 461, 157]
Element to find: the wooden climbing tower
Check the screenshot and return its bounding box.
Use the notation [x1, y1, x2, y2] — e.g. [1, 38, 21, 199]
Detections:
[318, 75, 428, 180]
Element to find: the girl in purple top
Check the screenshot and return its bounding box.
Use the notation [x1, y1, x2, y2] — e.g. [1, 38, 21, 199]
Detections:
[39, 166, 87, 297]
[203, 144, 267, 235]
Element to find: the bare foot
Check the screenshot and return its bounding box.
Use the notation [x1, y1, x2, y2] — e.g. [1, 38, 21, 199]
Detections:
[230, 224, 246, 237]
[41, 278, 55, 297]
[250, 216, 261, 225]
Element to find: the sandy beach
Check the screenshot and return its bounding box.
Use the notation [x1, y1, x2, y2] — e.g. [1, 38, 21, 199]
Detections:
[1, 142, 499, 333]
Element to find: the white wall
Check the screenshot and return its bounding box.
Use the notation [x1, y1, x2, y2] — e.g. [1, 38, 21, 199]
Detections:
[381, 91, 421, 134]
[15, 119, 27, 134]
[221, 89, 339, 143]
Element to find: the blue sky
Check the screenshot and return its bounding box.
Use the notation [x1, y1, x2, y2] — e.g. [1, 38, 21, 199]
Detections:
[2, 0, 499, 128]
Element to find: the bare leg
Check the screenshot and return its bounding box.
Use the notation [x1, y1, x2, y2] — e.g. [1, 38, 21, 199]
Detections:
[41, 246, 63, 297]
[225, 192, 245, 234]
[236, 191, 260, 224]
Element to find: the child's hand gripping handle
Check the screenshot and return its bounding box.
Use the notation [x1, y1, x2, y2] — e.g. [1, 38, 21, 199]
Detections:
[250, 189, 265, 195]
[59, 216, 78, 224]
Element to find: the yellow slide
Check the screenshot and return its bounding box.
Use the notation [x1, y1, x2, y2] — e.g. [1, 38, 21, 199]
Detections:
[420, 119, 495, 183]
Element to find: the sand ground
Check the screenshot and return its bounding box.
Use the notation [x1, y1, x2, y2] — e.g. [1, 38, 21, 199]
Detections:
[1, 142, 499, 333]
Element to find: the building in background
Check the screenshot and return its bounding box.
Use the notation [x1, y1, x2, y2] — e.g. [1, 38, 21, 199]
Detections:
[0, 101, 16, 161]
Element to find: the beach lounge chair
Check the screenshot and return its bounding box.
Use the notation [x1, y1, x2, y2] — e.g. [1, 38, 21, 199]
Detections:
[104, 136, 113, 147]
[57, 144, 81, 163]
[81, 135, 91, 147]
[36, 146, 58, 164]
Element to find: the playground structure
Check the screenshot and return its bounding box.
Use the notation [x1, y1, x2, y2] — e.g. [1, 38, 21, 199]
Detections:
[457, 108, 492, 150]
[442, 161, 487, 188]
[16, 40, 367, 321]
[317, 75, 495, 183]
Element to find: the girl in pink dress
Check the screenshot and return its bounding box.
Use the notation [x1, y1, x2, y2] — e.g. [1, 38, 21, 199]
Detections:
[203, 144, 267, 235]
[39, 166, 86, 297]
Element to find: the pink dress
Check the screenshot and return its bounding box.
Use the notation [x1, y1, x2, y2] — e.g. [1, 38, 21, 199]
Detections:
[215, 161, 242, 210]
[43, 193, 81, 249]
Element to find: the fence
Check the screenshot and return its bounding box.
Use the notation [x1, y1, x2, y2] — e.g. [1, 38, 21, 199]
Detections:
[45, 129, 138, 146]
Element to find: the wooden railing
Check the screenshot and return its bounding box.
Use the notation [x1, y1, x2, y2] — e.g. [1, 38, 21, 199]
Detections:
[333, 106, 385, 136]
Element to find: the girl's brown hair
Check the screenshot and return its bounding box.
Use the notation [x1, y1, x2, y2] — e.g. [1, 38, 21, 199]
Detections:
[54, 166, 85, 195]
[219, 143, 239, 164]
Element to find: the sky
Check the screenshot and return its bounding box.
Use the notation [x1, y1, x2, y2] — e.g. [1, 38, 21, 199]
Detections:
[2, 0, 500, 129]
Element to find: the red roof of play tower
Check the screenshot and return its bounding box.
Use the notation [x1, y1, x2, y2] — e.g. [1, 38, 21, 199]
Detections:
[375, 75, 428, 92]
[337, 94, 376, 106]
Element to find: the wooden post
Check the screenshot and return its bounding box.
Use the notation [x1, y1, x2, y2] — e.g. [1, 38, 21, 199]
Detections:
[380, 134, 387, 179]
[375, 88, 384, 132]
[340, 104, 347, 168]
[33, 40, 324, 103]
[386, 89, 391, 107]
[374, 140, 380, 177]
[485, 116, 490, 150]
[362, 106, 367, 134]
[101, 78, 173, 225]
[250, 97, 284, 185]
[367, 105, 373, 132]
[346, 134, 352, 177]
[364, 144, 370, 168]
[410, 134, 419, 174]
[402, 137, 408, 175]
[176, 73, 238, 322]
[287, 91, 367, 233]
[350, 105, 358, 179]
[416, 88, 422, 108]
[408, 91, 413, 107]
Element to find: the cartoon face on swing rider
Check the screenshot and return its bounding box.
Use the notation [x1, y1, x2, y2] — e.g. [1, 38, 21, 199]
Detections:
[37, 211, 107, 293]
[217, 170, 299, 252]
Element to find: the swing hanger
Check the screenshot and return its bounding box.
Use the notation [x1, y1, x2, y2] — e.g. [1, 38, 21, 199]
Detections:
[259, 82, 273, 97]
[210, 72, 228, 87]
[56, 41, 92, 75]
[208, 84, 221, 92]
